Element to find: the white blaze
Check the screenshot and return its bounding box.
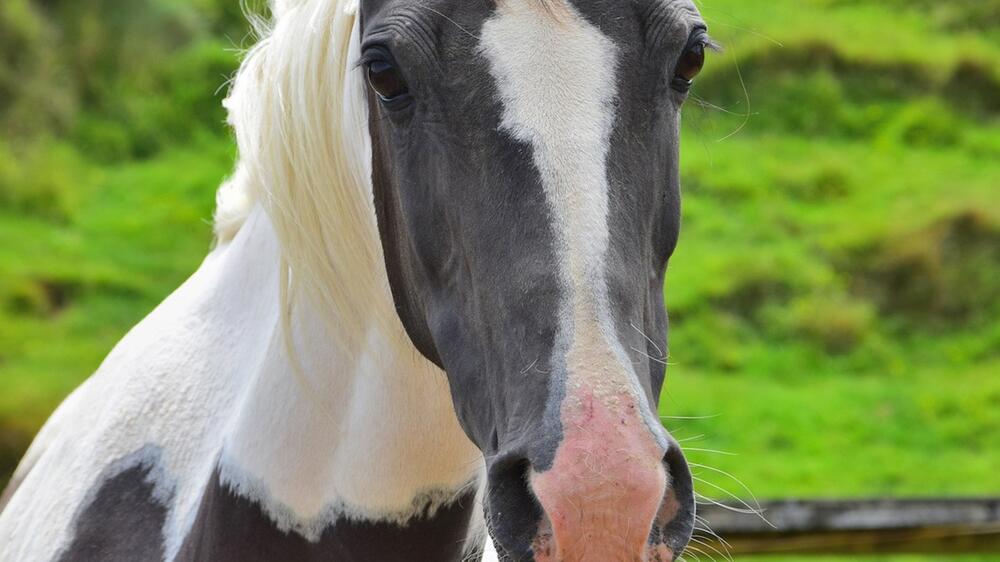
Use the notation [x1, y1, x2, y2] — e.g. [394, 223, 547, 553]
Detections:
[481, 0, 665, 443]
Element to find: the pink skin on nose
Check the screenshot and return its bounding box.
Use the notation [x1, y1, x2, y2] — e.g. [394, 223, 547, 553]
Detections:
[530, 390, 669, 562]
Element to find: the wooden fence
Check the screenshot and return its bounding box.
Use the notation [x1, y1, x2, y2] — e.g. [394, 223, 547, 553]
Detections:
[697, 498, 1000, 556]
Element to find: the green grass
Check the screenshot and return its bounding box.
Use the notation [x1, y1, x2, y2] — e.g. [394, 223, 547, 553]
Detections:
[664, 361, 1000, 498]
[656, 0, 1000, 499]
[656, 1, 1000, 558]
[0, 135, 232, 473]
[0, 0, 998, 559]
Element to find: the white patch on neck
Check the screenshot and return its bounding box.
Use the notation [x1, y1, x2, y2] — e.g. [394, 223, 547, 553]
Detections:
[0, 206, 485, 562]
[204, 14, 484, 551]
[481, 1, 665, 443]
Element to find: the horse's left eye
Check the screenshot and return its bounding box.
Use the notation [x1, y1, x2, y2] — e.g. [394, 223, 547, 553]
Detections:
[367, 60, 409, 102]
[672, 31, 709, 93]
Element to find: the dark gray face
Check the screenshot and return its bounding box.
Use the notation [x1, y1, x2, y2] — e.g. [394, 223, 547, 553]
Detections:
[360, 1, 707, 559]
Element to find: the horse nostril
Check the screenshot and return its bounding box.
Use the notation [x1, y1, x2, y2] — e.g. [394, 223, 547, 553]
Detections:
[654, 442, 696, 558]
[485, 455, 544, 561]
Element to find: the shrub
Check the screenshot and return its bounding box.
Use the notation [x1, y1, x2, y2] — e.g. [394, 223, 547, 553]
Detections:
[774, 294, 876, 353]
[848, 209, 1000, 327]
[876, 98, 963, 149]
[0, 141, 85, 221]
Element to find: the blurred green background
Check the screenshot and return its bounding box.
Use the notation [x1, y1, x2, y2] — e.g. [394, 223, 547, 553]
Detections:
[0, 0, 998, 559]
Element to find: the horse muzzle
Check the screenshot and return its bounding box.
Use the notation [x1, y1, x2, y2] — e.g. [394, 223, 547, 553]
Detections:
[486, 390, 695, 562]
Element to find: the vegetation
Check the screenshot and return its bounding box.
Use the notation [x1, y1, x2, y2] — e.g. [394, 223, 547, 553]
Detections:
[667, 0, 1000, 496]
[0, 0, 251, 483]
[0, 0, 997, 559]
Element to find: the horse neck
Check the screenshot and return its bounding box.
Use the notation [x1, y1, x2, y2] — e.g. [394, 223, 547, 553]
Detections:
[216, 206, 481, 529]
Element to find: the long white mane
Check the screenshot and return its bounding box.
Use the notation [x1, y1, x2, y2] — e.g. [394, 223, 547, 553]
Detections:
[214, 0, 386, 355]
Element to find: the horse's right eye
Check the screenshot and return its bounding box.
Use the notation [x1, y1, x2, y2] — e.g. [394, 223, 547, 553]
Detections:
[675, 42, 705, 83]
[367, 60, 409, 102]
[671, 28, 711, 93]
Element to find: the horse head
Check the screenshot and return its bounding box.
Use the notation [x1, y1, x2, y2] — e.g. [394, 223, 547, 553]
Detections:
[356, 1, 709, 559]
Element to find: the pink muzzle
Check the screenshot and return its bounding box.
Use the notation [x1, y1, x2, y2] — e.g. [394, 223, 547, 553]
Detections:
[529, 390, 677, 562]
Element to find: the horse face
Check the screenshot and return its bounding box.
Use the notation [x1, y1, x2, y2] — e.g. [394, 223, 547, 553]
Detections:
[361, 1, 706, 559]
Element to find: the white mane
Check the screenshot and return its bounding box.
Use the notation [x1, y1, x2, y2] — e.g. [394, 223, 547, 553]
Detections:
[214, 0, 384, 355]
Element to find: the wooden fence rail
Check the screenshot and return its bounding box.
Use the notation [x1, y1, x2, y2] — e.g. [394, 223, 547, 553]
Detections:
[697, 498, 1000, 556]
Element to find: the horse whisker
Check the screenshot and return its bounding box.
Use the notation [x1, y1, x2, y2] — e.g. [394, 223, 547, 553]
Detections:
[630, 346, 668, 366]
[689, 462, 763, 510]
[683, 446, 737, 456]
[629, 319, 664, 357]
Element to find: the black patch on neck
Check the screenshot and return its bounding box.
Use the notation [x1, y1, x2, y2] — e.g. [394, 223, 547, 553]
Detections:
[176, 467, 478, 562]
[58, 463, 169, 562]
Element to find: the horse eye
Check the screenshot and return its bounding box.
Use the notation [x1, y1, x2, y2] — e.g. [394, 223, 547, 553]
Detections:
[676, 43, 705, 82]
[672, 31, 709, 93]
[367, 60, 409, 102]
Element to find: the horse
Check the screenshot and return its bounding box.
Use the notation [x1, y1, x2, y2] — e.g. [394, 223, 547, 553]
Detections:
[0, 0, 712, 560]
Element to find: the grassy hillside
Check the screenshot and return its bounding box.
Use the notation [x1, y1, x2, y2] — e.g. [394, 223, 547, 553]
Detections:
[0, 0, 252, 476]
[665, 0, 1000, 494]
[0, 0, 997, 559]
